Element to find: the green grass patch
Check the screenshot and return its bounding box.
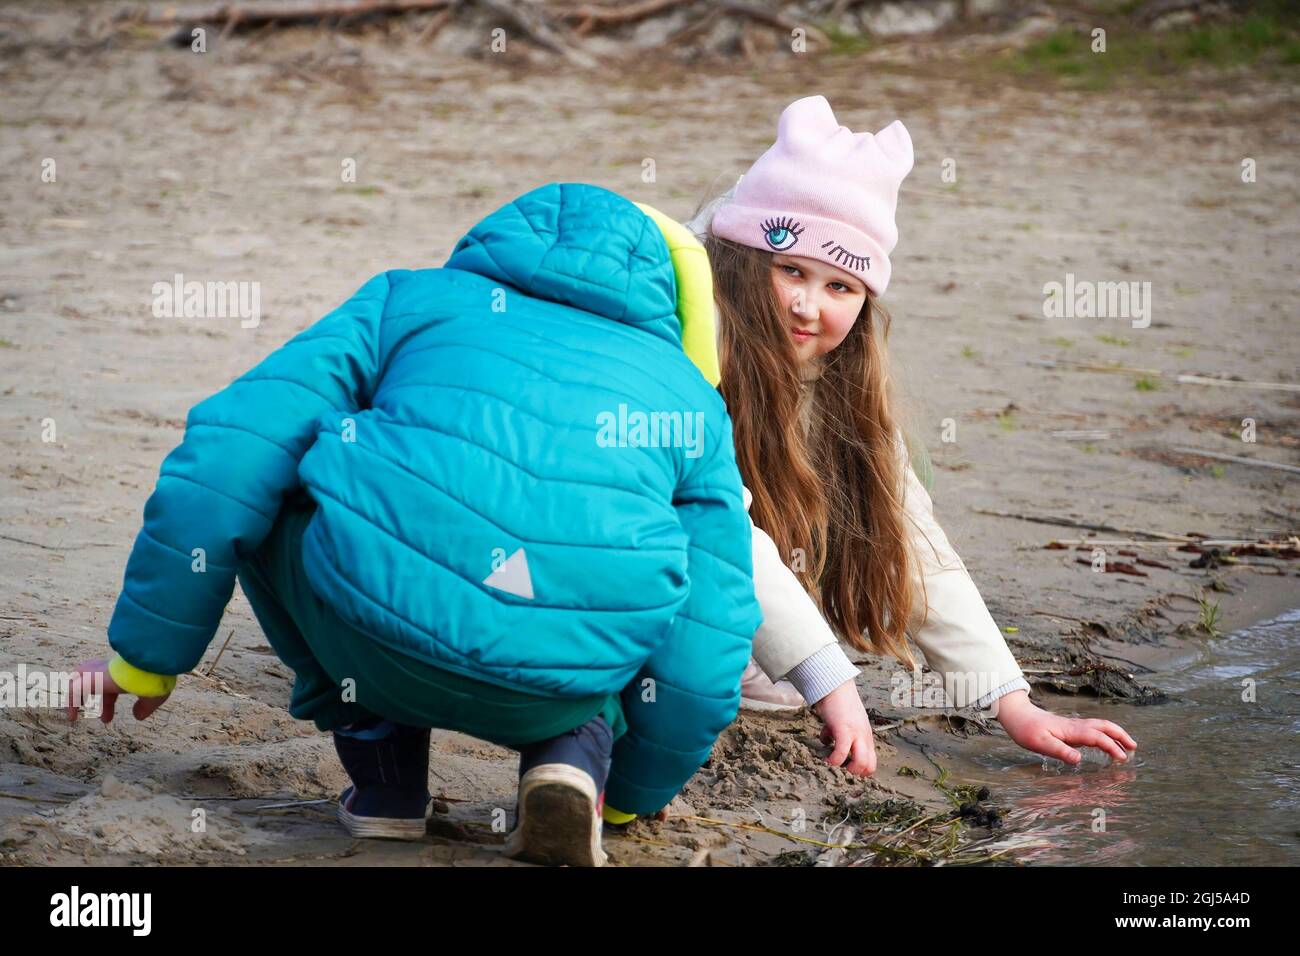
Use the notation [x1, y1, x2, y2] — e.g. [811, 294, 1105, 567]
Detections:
[1197, 591, 1223, 637]
[998, 6, 1300, 90]
[821, 22, 873, 56]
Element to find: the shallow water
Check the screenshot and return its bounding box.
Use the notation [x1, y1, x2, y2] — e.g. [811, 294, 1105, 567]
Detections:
[947, 608, 1300, 866]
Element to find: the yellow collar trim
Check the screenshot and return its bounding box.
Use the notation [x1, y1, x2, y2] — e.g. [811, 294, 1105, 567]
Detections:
[633, 201, 721, 387]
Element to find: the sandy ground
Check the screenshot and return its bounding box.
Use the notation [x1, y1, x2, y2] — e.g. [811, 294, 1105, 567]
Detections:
[1, 11, 1298, 865]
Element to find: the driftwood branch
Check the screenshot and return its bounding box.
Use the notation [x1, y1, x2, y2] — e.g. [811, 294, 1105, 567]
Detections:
[1074, 557, 1148, 577]
[1170, 446, 1300, 475]
[474, 0, 597, 66]
[557, 0, 694, 35]
[115, 0, 838, 58]
[1030, 358, 1163, 376]
[1175, 373, 1300, 393]
[1033, 360, 1300, 393]
[1043, 537, 1296, 548]
[0, 533, 115, 552]
[416, 3, 457, 42]
[719, 0, 830, 46]
[973, 508, 1193, 541]
[665, 5, 724, 45]
[204, 628, 237, 676]
[124, 0, 455, 29]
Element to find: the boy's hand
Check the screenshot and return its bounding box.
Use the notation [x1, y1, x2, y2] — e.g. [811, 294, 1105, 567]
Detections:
[66, 658, 172, 724]
[812, 680, 877, 776]
[993, 690, 1136, 764]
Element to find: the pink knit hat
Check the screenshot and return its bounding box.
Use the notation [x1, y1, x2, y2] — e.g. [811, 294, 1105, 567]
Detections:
[710, 95, 914, 297]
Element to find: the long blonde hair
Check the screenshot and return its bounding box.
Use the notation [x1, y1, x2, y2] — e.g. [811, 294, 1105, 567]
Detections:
[703, 232, 924, 668]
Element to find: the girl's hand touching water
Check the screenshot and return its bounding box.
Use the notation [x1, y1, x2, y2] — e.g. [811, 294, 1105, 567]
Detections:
[993, 690, 1136, 765]
[65, 658, 172, 724]
[814, 681, 877, 776]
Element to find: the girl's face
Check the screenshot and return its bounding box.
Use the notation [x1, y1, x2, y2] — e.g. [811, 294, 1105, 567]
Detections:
[770, 253, 867, 363]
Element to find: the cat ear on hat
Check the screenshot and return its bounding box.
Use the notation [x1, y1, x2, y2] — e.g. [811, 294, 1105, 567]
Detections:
[873, 120, 914, 174]
[778, 94, 840, 145]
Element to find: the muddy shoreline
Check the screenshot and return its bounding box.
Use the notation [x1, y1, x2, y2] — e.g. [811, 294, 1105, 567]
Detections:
[2, 10, 1297, 865]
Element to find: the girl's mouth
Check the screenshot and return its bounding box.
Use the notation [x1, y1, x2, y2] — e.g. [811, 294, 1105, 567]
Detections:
[791, 327, 816, 341]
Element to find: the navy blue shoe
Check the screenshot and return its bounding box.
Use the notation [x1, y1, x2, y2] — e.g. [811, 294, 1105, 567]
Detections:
[332, 715, 432, 841]
[503, 716, 613, 867]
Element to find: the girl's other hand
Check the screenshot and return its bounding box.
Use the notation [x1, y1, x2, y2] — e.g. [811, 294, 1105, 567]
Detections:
[812, 680, 877, 776]
[66, 658, 172, 724]
[993, 690, 1136, 765]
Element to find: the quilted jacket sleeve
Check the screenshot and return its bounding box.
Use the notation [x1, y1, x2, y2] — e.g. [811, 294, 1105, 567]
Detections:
[106, 272, 391, 677]
[604, 416, 763, 815]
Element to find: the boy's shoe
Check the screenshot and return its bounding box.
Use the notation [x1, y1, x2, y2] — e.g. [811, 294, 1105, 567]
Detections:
[503, 715, 613, 867]
[739, 659, 805, 712]
[337, 784, 432, 840]
[332, 715, 432, 841]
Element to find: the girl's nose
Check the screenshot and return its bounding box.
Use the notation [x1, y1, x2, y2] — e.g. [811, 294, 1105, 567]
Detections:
[792, 291, 819, 320]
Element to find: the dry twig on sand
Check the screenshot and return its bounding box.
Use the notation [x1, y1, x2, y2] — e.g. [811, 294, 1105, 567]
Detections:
[974, 508, 1192, 541]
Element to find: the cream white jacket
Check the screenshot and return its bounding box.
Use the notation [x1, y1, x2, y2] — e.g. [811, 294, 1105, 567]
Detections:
[742, 439, 1029, 711]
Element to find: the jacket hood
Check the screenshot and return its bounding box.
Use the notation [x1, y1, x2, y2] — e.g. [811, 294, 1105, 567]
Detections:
[444, 182, 720, 386]
[445, 182, 681, 346]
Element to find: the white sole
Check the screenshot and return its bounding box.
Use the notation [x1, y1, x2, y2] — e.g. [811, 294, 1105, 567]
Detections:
[338, 792, 432, 841]
[502, 764, 607, 867]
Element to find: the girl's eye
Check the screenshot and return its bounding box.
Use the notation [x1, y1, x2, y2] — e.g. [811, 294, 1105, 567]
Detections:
[780, 264, 801, 276]
[830, 282, 853, 293]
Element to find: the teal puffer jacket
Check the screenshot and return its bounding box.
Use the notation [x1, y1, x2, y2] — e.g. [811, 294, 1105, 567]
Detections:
[107, 182, 763, 812]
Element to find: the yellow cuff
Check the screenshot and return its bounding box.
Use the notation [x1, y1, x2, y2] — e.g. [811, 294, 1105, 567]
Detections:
[602, 805, 637, 826]
[107, 654, 177, 698]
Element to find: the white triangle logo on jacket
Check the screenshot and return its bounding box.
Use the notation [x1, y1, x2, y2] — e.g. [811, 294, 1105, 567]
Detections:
[483, 548, 534, 600]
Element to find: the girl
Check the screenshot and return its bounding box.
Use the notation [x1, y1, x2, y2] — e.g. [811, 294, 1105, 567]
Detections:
[602, 95, 1137, 824]
[66, 182, 765, 867]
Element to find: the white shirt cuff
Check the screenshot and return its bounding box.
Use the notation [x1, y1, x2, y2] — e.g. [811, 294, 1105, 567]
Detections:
[784, 644, 860, 705]
[975, 677, 1031, 711]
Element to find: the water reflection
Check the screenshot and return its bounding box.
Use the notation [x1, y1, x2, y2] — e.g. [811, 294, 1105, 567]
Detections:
[945, 608, 1300, 865]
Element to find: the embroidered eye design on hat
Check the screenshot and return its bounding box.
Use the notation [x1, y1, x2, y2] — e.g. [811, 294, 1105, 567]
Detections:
[761, 215, 803, 252]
